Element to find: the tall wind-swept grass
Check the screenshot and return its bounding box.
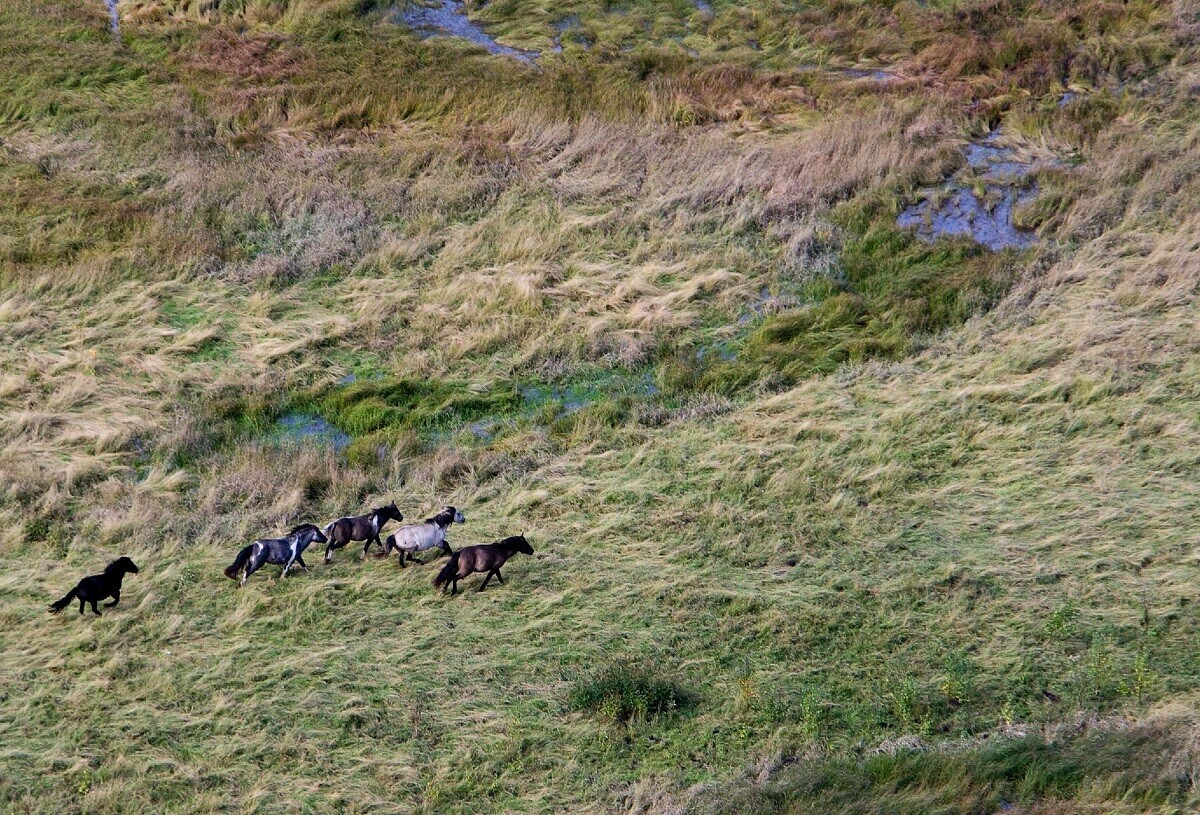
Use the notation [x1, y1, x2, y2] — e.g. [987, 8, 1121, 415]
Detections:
[3, 0, 1200, 812]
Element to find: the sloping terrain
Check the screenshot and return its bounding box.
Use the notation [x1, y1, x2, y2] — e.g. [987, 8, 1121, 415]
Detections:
[3, 0, 1200, 813]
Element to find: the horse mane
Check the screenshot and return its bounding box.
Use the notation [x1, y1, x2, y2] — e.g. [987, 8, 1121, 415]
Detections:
[424, 507, 454, 525]
[289, 523, 318, 535]
[104, 557, 129, 573]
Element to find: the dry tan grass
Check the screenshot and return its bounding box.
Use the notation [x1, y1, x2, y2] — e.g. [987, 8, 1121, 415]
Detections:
[5, 0, 1200, 812]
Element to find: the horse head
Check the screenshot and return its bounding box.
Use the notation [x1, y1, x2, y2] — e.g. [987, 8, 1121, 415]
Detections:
[108, 556, 140, 575]
[425, 506, 465, 527]
[504, 535, 533, 555]
[291, 523, 327, 544]
[381, 502, 404, 524]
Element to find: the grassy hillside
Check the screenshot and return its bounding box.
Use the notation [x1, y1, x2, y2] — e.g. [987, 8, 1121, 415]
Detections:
[3, 0, 1200, 812]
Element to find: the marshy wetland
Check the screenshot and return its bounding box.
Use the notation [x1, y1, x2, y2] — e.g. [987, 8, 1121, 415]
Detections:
[4, 0, 1200, 812]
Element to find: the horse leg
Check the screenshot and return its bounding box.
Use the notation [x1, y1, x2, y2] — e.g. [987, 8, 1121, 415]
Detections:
[242, 556, 259, 587]
[296, 554, 309, 572]
[397, 549, 406, 568]
[324, 543, 335, 565]
[478, 570, 495, 592]
[451, 578, 459, 596]
[90, 600, 101, 616]
[362, 536, 373, 558]
[281, 556, 296, 578]
[78, 597, 86, 615]
[105, 590, 121, 607]
[495, 568, 504, 584]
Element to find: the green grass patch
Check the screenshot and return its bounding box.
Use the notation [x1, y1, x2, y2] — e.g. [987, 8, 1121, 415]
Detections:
[689, 720, 1195, 814]
[295, 376, 524, 437]
[569, 661, 694, 724]
[685, 216, 1016, 393]
[160, 300, 212, 331]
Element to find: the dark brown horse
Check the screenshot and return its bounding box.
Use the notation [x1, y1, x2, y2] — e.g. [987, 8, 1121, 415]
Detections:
[433, 535, 533, 595]
[321, 502, 403, 563]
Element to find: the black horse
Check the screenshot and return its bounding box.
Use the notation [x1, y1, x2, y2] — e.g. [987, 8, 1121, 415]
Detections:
[321, 502, 403, 563]
[224, 524, 327, 586]
[49, 556, 139, 616]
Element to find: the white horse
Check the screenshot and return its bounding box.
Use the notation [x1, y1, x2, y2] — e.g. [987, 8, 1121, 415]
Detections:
[383, 506, 465, 566]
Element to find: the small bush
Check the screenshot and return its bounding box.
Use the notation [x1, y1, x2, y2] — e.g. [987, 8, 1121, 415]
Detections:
[568, 662, 693, 723]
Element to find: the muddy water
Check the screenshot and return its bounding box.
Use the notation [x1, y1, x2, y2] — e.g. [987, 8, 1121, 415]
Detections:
[104, 0, 118, 31]
[395, 0, 538, 64]
[897, 129, 1062, 251]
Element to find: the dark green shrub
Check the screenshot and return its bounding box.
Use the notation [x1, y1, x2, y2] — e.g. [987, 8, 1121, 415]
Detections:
[568, 662, 693, 723]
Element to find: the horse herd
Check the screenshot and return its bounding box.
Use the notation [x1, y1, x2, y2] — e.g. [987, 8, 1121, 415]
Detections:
[48, 502, 535, 617]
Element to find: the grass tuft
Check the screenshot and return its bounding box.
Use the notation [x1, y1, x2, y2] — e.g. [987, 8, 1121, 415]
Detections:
[569, 661, 693, 724]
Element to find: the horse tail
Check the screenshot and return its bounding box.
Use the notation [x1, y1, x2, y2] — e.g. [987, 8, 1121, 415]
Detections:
[433, 551, 461, 590]
[374, 533, 396, 559]
[224, 545, 253, 580]
[322, 520, 338, 539]
[48, 587, 77, 613]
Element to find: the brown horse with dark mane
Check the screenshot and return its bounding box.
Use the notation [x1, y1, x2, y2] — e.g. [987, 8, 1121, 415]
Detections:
[433, 535, 533, 595]
[321, 502, 403, 563]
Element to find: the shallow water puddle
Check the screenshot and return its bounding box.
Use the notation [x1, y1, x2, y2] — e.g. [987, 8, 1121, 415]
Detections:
[798, 64, 900, 83]
[551, 15, 591, 53]
[395, 0, 538, 64]
[104, 0, 118, 31]
[896, 188, 1038, 252]
[399, 2, 716, 61]
[521, 373, 658, 416]
[738, 287, 802, 326]
[835, 67, 897, 82]
[897, 129, 1063, 251]
[274, 413, 352, 452]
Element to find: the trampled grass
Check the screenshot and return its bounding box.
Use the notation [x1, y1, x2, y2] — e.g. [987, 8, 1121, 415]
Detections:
[3, 0, 1200, 812]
